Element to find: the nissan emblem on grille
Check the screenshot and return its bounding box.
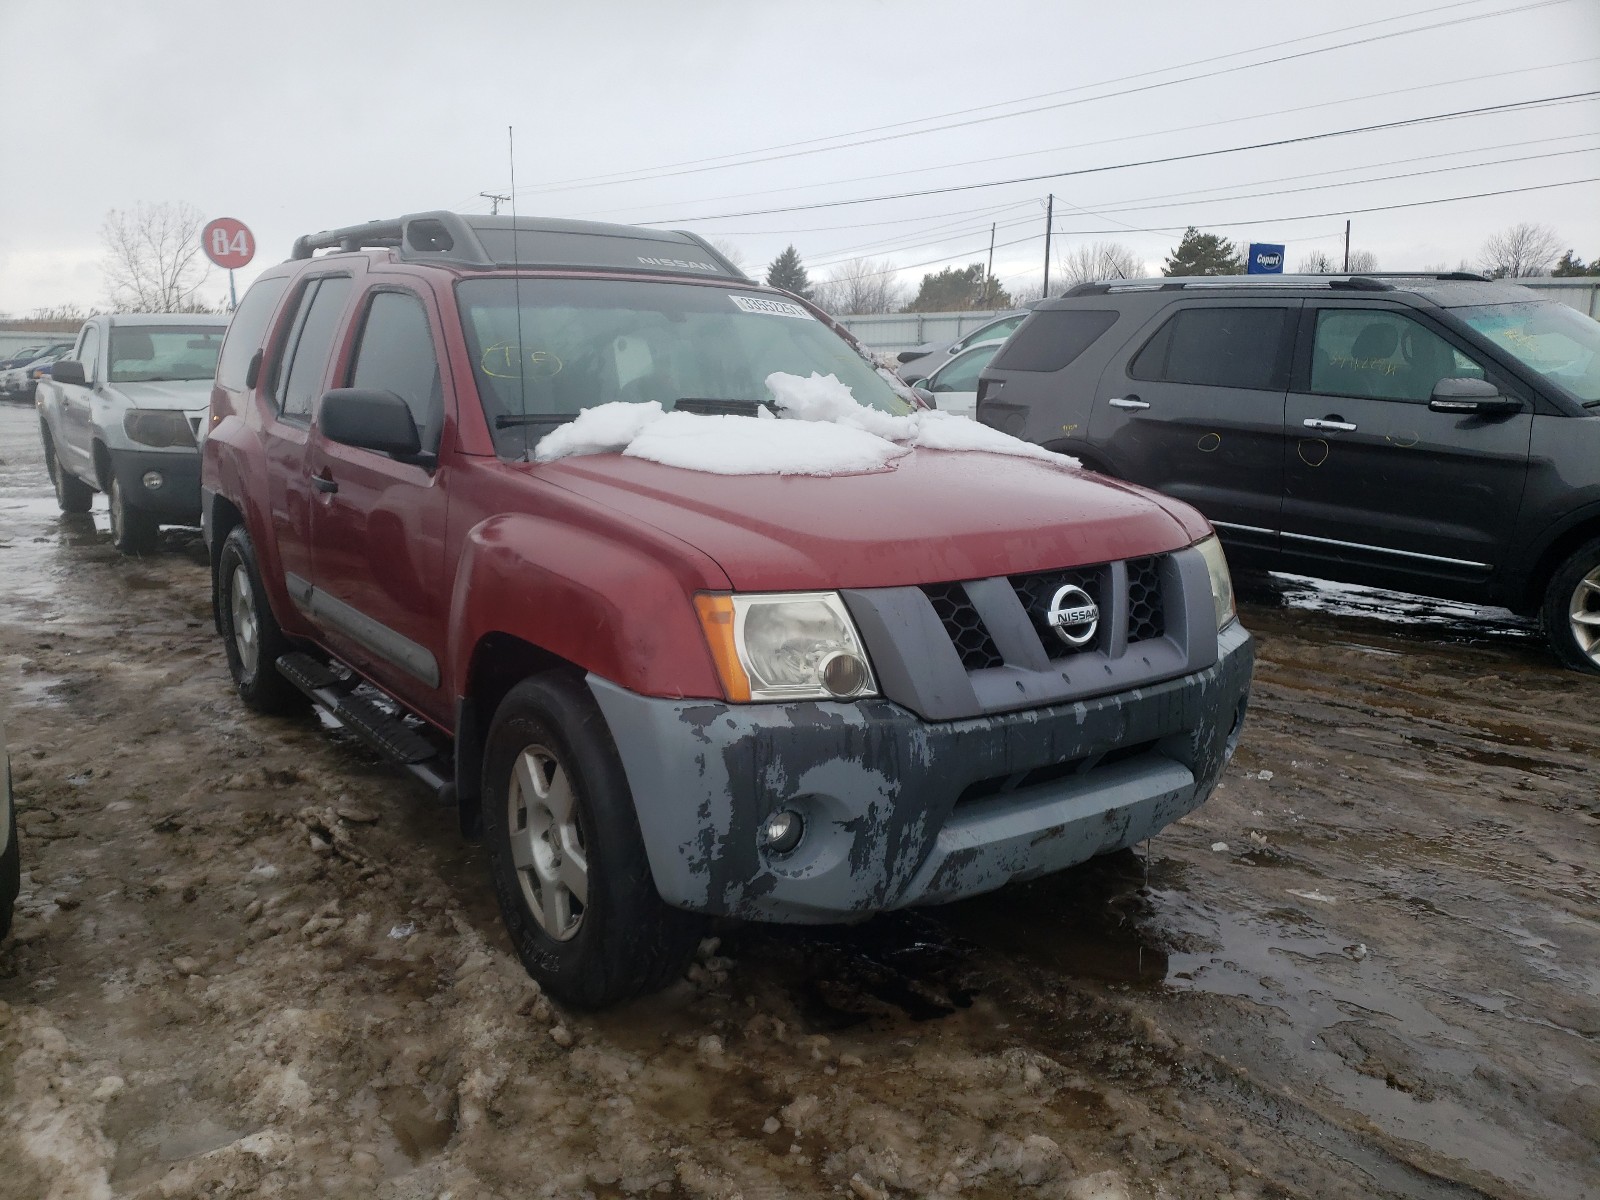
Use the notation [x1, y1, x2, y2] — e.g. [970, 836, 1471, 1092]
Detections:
[1046, 583, 1099, 647]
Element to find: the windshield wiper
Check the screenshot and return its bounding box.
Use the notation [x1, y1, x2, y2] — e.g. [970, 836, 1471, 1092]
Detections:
[494, 412, 577, 428]
[671, 397, 775, 416]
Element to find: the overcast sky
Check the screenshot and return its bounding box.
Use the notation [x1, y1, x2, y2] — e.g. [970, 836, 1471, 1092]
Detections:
[2, 0, 1597, 314]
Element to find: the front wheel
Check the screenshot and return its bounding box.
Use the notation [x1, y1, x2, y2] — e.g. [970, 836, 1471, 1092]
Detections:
[1543, 538, 1600, 674]
[483, 674, 700, 1009]
[109, 475, 159, 555]
[217, 525, 304, 714]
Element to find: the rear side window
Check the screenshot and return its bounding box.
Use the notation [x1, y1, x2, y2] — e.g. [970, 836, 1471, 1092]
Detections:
[1129, 306, 1291, 391]
[990, 309, 1118, 372]
[278, 276, 353, 420]
[347, 291, 444, 452]
[217, 276, 289, 391]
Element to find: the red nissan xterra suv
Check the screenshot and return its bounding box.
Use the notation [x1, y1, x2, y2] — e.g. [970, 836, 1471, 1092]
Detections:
[202, 212, 1252, 1007]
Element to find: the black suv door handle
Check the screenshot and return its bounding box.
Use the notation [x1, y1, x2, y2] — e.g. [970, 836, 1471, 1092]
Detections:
[1303, 416, 1357, 432]
[313, 472, 338, 494]
[1109, 395, 1149, 410]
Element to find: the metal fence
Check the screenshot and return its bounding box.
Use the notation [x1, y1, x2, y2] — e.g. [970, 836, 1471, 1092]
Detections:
[837, 309, 1015, 353]
[1521, 278, 1600, 318]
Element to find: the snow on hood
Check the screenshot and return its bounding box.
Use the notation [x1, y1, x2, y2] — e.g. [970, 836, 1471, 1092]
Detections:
[113, 379, 214, 411]
[532, 372, 1076, 475]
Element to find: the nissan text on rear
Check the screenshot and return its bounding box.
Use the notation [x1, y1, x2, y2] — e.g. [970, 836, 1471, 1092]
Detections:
[201, 212, 1252, 1007]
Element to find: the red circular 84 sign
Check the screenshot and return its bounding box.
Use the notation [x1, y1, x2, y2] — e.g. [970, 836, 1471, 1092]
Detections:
[202, 217, 255, 270]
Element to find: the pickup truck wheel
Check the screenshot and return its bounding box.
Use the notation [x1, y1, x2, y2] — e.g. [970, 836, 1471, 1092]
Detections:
[43, 431, 93, 514]
[108, 476, 159, 555]
[483, 675, 701, 1009]
[1543, 538, 1600, 674]
[217, 526, 305, 714]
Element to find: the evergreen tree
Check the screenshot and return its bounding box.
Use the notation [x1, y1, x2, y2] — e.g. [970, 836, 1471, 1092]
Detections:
[1161, 227, 1243, 277]
[764, 245, 813, 298]
[1552, 250, 1600, 277]
[903, 263, 1012, 312]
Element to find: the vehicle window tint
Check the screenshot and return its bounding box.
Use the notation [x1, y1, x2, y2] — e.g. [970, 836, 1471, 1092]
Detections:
[78, 326, 100, 381]
[108, 326, 225, 383]
[990, 309, 1118, 373]
[956, 314, 1023, 353]
[280, 277, 353, 420]
[1129, 307, 1289, 390]
[347, 291, 444, 453]
[217, 276, 289, 391]
[1310, 309, 1485, 403]
[931, 344, 1000, 393]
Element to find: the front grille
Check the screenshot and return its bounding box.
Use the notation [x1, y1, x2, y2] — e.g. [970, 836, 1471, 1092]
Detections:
[922, 582, 1004, 670]
[1011, 565, 1107, 659]
[954, 739, 1160, 808]
[1127, 556, 1166, 642]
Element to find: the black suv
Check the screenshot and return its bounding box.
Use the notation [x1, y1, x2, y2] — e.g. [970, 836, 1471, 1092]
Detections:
[977, 274, 1600, 672]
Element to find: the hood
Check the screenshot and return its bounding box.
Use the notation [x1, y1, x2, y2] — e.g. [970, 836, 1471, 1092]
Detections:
[112, 379, 213, 411]
[534, 448, 1208, 591]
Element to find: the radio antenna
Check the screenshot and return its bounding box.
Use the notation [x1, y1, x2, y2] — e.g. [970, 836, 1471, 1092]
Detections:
[508, 125, 530, 461]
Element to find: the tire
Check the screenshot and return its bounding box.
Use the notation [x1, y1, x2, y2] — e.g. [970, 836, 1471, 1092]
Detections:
[108, 475, 160, 555]
[1542, 537, 1600, 674]
[216, 525, 305, 714]
[482, 674, 701, 1009]
[42, 426, 93, 514]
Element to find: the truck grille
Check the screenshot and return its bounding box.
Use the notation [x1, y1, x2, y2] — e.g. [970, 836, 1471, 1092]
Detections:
[927, 554, 1169, 669]
[922, 582, 1005, 670]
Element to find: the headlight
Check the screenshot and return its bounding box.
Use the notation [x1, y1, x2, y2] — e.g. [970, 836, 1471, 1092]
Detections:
[1195, 535, 1236, 629]
[694, 591, 877, 702]
[123, 410, 196, 448]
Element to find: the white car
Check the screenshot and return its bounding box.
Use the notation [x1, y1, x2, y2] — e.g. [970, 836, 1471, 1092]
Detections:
[1, 719, 17, 941]
[913, 340, 1006, 419]
[37, 313, 228, 554]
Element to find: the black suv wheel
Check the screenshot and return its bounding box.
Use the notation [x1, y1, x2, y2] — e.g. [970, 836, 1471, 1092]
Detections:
[1543, 538, 1600, 674]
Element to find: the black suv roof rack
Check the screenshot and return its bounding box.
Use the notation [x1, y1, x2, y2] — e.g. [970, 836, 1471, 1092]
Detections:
[1061, 270, 1492, 298]
[289, 211, 750, 281]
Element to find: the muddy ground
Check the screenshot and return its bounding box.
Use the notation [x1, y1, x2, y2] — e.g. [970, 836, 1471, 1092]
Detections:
[0, 401, 1595, 1200]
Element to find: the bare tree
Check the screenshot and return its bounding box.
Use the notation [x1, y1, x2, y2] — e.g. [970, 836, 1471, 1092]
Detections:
[1480, 223, 1562, 278]
[1008, 277, 1046, 304]
[812, 257, 906, 315]
[1056, 241, 1144, 286]
[101, 201, 213, 312]
[707, 237, 747, 272]
[1297, 250, 1336, 273]
[1346, 249, 1380, 274]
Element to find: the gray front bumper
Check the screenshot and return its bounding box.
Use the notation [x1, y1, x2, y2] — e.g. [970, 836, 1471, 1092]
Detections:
[108, 446, 201, 522]
[590, 621, 1252, 923]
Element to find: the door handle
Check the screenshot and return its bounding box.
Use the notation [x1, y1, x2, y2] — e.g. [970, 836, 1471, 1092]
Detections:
[312, 473, 338, 494]
[1303, 417, 1357, 432]
[1109, 396, 1149, 410]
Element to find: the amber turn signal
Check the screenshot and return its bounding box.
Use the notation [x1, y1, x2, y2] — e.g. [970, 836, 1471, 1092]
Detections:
[693, 594, 752, 703]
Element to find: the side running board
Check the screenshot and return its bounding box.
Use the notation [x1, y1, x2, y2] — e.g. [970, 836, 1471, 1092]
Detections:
[276, 652, 455, 802]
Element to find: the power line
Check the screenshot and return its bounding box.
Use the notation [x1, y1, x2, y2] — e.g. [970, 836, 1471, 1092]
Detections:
[811, 176, 1600, 279]
[635, 56, 1599, 228]
[640, 92, 1600, 224]
[511, 0, 1565, 198]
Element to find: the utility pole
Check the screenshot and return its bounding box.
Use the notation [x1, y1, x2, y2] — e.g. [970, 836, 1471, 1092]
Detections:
[1343, 219, 1351, 273]
[1042, 193, 1054, 299]
[481, 191, 510, 216]
[986, 222, 996, 308]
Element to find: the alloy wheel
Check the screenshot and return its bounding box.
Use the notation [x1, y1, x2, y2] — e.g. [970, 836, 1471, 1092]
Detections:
[507, 744, 588, 941]
[1568, 565, 1600, 667]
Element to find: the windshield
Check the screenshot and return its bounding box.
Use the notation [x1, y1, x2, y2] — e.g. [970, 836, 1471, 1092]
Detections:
[456, 277, 911, 457]
[109, 326, 225, 383]
[1455, 301, 1600, 405]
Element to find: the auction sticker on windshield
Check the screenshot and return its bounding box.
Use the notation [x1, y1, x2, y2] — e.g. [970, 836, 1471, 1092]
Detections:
[730, 295, 813, 320]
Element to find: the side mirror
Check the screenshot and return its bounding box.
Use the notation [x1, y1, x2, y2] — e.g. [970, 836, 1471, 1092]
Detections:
[895, 349, 922, 364]
[318, 388, 421, 458]
[51, 360, 86, 387]
[912, 385, 937, 409]
[1428, 377, 1520, 416]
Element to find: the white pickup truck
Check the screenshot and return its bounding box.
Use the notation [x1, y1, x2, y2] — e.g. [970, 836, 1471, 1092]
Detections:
[37, 313, 228, 553]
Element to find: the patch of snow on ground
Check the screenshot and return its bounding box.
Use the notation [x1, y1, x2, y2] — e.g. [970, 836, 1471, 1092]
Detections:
[532, 373, 1077, 475]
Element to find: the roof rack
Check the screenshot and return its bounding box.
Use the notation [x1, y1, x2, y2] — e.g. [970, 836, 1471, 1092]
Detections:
[1061, 270, 1492, 298]
[289, 210, 750, 281]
